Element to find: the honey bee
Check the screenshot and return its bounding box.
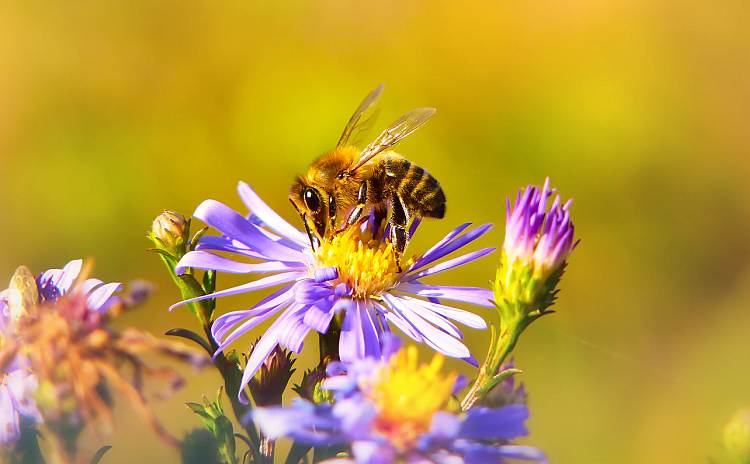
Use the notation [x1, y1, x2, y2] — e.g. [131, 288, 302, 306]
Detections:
[289, 84, 446, 257]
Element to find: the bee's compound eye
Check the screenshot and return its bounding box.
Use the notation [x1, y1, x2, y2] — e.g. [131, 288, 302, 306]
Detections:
[303, 187, 322, 213]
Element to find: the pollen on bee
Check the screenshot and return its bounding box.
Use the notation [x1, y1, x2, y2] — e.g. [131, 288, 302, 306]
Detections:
[313, 225, 413, 298]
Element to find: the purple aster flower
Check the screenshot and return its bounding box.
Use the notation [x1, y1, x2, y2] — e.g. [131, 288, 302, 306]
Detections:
[171, 182, 494, 402]
[504, 177, 576, 277]
[0, 260, 122, 446]
[252, 336, 546, 463]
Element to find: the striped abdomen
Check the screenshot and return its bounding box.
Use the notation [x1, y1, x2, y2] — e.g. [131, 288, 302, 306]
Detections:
[375, 153, 446, 219]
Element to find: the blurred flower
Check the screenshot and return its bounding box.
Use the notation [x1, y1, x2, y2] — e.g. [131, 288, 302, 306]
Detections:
[0, 259, 208, 457]
[497, 177, 576, 312]
[252, 336, 545, 463]
[171, 182, 493, 402]
[149, 210, 191, 258]
[0, 294, 41, 446]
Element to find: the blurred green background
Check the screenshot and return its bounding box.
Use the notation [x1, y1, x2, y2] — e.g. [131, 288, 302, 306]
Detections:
[2, 1, 749, 462]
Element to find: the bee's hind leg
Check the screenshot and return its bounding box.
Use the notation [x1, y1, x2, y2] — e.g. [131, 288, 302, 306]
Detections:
[389, 193, 410, 272]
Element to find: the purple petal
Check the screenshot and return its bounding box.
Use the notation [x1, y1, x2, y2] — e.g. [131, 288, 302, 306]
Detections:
[377, 302, 424, 343]
[278, 310, 311, 353]
[303, 300, 336, 333]
[175, 251, 304, 275]
[413, 224, 492, 270]
[407, 248, 495, 281]
[397, 283, 494, 308]
[56, 259, 83, 294]
[237, 181, 309, 246]
[211, 286, 294, 342]
[193, 200, 305, 262]
[382, 294, 469, 359]
[460, 405, 530, 440]
[400, 296, 487, 329]
[410, 223, 472, 270]
[169, 271, 304, 311]
[195, 236, 269, 260]
[339, 300, 381, 362]
[81, 278, 104, 294]
[86, 282, 123, 312]
[428, 411, 461, 440]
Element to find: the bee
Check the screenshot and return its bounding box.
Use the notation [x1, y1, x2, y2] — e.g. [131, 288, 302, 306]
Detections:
[289, 84, 446, 258]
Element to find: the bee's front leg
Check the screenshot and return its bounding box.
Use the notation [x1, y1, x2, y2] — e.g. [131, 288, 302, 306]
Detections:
[389, 193, 410, 272]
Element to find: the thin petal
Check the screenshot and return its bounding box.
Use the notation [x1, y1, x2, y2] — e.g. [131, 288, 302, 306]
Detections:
[398, 283, 494, 308]
[86, 282, 123, 312]
[407, 248, 495, 281]
[237, 181, 309, 245]
[401, 296, 487, 329]
[169, 271, 304, 311]
[383, 294, 469, 358]
[175, 250, 304, 275]
[193, 200, 304, 261]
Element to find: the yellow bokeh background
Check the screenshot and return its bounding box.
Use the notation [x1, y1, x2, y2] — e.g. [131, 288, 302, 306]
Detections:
[1, 1, 749, 462]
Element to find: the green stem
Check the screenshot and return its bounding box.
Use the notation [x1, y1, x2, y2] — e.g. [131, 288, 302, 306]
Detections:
[460, 318, 523, 411]
[155, 252, 264, 463]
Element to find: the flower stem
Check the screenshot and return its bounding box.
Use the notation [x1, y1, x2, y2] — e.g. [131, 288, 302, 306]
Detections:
[460, 317, 523, 411]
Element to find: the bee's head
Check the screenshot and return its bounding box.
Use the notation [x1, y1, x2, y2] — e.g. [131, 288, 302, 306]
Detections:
[289, 177, 330, 244]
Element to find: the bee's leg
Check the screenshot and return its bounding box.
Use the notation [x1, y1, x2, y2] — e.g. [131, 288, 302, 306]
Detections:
[344, 181, 369, 228]
[301, 212, 319, 251]
[390, 193, 410, 271]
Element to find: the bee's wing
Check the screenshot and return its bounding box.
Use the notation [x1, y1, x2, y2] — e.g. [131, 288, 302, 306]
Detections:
[349, 107, 436, 172]
[337, 84, 384, 148]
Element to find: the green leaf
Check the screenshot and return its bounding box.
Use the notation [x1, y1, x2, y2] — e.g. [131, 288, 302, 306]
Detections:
[165, 328, 213, 355]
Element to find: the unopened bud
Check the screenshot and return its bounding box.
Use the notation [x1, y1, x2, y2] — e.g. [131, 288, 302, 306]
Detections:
[496, 178, 577, 315]
[149, 211, 190, 258]
[292, 364, 331, 404]
[248, 345, 295, 406]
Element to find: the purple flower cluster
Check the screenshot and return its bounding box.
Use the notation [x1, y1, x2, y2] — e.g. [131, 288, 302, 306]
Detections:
[504, 177, 576, 275]
[172, 182, 495, 401]
[252, 336, 546, 464]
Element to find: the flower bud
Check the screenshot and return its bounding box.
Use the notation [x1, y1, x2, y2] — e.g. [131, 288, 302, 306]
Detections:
[724, 408, 750, 464]
[149, 210, 190, 258]
[292, 364, 332, 404]
[248, 344, 296, 406]
[496, 178, 577, 314]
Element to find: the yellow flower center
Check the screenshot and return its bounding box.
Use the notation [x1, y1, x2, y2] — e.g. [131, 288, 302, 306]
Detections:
[365, 346, 457, 451]
[314, 226, 413, 298]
